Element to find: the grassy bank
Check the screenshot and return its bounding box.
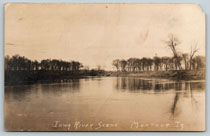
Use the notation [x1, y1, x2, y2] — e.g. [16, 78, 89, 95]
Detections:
[110, 70, 205, 80]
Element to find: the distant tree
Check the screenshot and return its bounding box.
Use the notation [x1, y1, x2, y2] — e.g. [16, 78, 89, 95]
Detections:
[41, 59, 51, 71]
[119, 60, 127, 72]
[33, 60, 39, 71]
[146, 58, 153, 71]
[4, 55, 10, 71]
[127, 58, 134, 72]
[193, 56, 205, 70]
[11, 55, 20, 71]
[112, 59, 120, 71]
[182, 53, 189, 70]
[141, 57, 148, 71]
[5, 55, 84, 74]
[67, 62, 72, 71]
[26, 59, 32, 72]
[153, 56, 161, 71]
[127, 58, 139, 72]
[51, 59, 58, 71]
[72, 61, 81, 71]
[161, 57, 170, 71]
[136, 59, 142, 71]
[189, 43, 199, 70]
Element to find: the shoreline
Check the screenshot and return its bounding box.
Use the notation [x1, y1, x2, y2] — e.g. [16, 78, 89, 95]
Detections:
[5, 70, 205, 86]
[109, 70, 205, 80]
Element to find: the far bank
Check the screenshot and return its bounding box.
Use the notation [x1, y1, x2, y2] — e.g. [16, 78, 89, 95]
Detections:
[109, 70, 205, 80]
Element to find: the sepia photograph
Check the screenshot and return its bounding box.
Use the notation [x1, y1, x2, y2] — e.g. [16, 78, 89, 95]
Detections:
[4, 3, 205, 131]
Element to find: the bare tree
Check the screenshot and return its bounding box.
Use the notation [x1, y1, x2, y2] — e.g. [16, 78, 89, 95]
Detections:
[165, 34, 182, 70]
[189, 42, 199, 70]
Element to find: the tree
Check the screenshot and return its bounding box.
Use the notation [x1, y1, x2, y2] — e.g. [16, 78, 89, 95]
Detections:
[141, 58, 147, 71]
[161, 57, 170, 71]
[112, 59, 120, 71]
[146, 58, 153, 71]
[153, 56, 161, 71]
[33, 60, 39, 71]
[5, 55, 11, 71]
[193, 56, 205, 70]
[71, 61, 82, 71]
[127, 58, 139, 72]
[182, 53, 189, 70]
[127, 58, 134, 72]
[119, 60, 127, 72]
[165, 34, 182, 70]
[136, 59, 142, 71]
[189, 43, 199, 70]
[41, 59, 51, 71]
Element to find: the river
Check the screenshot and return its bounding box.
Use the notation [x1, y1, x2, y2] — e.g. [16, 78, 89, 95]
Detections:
[4, 77, 205, 131]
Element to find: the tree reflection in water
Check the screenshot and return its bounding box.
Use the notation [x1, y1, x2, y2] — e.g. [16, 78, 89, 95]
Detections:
[171, 82, 201, 118]
[5, 79, 81, 102]
[115, 77, 204, 93]
[115, 77, 205, 118]
[171, 91, 180, 116]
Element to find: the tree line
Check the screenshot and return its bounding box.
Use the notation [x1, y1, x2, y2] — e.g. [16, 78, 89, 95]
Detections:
[5, 55, 83, 73]
[112, 55, 205, 72]
[5, 55, 108, 85]
[112, 34, 205, 72]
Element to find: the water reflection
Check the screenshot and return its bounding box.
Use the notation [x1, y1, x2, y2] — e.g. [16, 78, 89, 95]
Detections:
[5, 85, 35, 102]
[115, 77, 205, 92]
[171, 87, 201, 118]
[5, 77, 205, 131]
[171, 92, 180, 116]
[114, 77, 205, 119]
[5, 79, 81, 102]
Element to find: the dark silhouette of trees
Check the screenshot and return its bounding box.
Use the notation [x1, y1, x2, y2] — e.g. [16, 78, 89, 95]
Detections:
[5, 55, 83, 73]
[127, 58, 135, 72]
[146, 58, 153, 71]
[5, 55, 36, 71]
[141, 57, 148, 71]
[153, 56, 161, 71]
[119, 60, 127, 72]
[112, 55, 205, 72]
[41, 59, 50, 71]
[5, 55, 85, 85]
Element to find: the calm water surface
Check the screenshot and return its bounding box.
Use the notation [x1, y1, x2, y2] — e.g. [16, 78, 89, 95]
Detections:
[5, 77, 205, 131]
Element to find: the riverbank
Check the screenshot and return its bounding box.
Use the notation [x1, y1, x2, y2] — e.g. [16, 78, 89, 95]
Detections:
[110, 70, 205, 80]
[5, 69, 205, 86]
[5, 70, 107, 85]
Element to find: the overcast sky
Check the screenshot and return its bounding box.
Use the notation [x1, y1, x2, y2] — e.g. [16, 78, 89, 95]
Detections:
[5, 3, 205, 70]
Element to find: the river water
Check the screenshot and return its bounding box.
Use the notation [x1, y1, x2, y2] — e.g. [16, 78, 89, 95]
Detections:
[4, 77, 205, 131]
